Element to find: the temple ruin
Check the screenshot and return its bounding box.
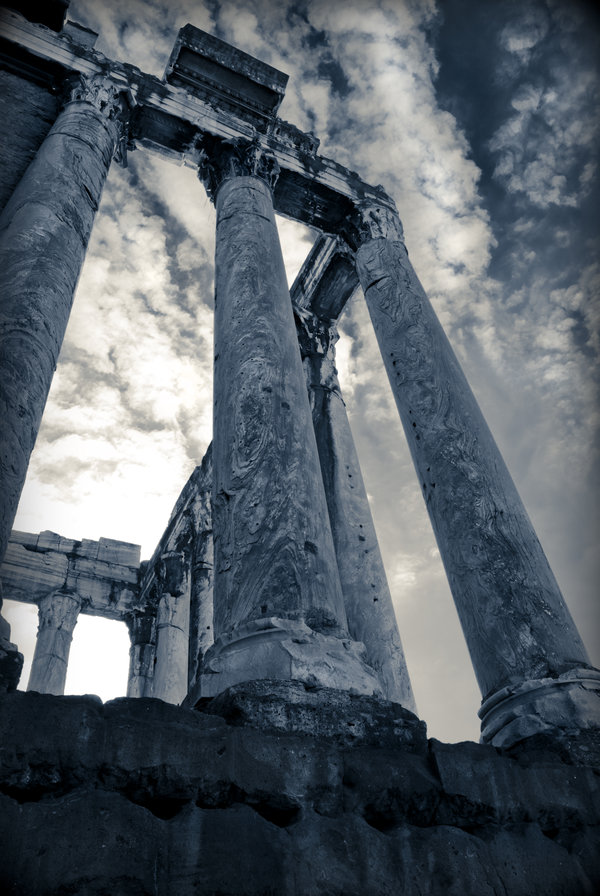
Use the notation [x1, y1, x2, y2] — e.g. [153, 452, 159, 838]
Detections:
[0, 2, 599, 893]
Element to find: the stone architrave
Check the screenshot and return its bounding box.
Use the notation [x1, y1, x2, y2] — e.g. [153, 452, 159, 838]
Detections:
[296, 308, 416, 710]
[153, 552, 190, 704]
[28, 591, 82, 695]
[0, 73, 131, 568]
[351, 201, 599, 745]
[197, 137, 382, 699]
[125, 612, 157, 698]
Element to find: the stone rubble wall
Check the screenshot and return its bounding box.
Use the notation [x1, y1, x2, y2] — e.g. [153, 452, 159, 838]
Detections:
[0, 684, 598, 895]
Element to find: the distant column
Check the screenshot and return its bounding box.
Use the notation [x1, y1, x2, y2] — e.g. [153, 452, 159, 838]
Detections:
[350, 201, 599, 746]
[0, 74, 130, 567]
[153, 552, 190, 704]
[126, 612, 156, 699]
[296, 310, 416, 710]
[196, 137, 381, 699]
[28, 591, 81, 695]
[187, 445, 214, 691]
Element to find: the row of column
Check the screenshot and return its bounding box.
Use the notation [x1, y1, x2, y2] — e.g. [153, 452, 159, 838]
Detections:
[0, 69, 597, 744]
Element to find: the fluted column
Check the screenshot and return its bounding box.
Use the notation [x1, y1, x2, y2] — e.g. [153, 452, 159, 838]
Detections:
[28, 591, 81, 695]
[153, 552, 190, 704]
[296, 309, 416, 710]
[126, 612, 157, 698]
[197, 137, 381, 698]
[0, 74, 130, 567]
[349, 201, 599, 746]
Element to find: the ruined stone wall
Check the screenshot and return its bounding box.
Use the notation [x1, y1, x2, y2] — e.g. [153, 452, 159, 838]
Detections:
[0, 685, 598, 895]
[0, 69, 59, 212]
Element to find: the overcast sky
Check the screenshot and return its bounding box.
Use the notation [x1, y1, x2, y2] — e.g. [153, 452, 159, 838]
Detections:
[5, 0, 599, 743]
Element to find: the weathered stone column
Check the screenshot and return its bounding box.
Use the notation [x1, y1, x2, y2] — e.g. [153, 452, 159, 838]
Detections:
[350, 201, 600, 746]
[28, 591, 81, 695]
[153, 552, 190, 704]
[0, 74, 130, 567]
[197, 138, 381, 698]
[125, 612, 157, 699]
[187, 445, 214, 691]
[296, 309, 416, 710]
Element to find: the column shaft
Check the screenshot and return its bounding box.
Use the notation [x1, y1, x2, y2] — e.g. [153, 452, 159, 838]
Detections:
[0, 76, 126, 566]
[198, 142, 382, 698]
[212, 175, 347, 638]
[153, 552, 190, 704]
[352, 205, 598, 744]
[28, 591, 81, 695]
[300, 316, 415, 709]
[126, 613, 156, 699]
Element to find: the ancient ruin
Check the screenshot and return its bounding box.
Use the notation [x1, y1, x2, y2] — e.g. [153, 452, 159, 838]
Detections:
[0, 2, 599, 893]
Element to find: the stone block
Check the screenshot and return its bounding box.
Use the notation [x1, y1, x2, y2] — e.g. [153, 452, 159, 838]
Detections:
[202, 679, 427, 751]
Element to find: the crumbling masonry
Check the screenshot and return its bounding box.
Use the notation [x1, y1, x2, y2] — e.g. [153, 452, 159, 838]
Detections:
[0, 3, 599, 894]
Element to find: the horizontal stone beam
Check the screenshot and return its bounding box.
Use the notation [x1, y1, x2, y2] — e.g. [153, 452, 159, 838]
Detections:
[0, 8, 391, 233]
[290, 234, 359, 322]
[1, 530, 141, 621]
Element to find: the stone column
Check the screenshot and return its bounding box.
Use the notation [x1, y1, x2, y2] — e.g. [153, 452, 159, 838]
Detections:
[197, 137, 381, 698]
[125, 612, 156, 699]
[28, 591, 81, 695]
[296, 309, 416, 710]
[350, 201, 599, 746]
[153, 552, 190, 704]
[0, 74, 130, 567]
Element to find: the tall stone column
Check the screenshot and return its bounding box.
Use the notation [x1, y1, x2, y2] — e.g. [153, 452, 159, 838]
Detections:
[153, 552, 190, 704]
[197, 137, 381, 699]
[0, 74, 130, 568]
[28, 591, 81, 695]
[125, 612, 157, 699]
[350, 201, 599, 746]
[296, 309, 416, 710]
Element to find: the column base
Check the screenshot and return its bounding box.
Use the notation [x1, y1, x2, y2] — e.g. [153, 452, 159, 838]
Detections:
[194, 617, 384, 700]
[479, 667, 600, 748]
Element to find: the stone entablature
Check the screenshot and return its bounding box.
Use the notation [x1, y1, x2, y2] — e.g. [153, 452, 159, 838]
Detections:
[1, 530, 140, 620]
[0, 7, 391, 236]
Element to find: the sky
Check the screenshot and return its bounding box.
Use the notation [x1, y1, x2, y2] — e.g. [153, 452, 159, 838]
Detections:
[4, 0, 599, 744]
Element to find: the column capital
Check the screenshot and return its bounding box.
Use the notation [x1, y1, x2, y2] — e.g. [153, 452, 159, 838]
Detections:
[342, 200, 405, 251]
[63, 73, 133, 165]
[37, 590, 82, 632]
[197, 135, 280, 202]
[294, 306, 339, 361]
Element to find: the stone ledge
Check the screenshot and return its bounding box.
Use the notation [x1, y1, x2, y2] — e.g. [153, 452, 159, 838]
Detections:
[0, 690, 599, 895]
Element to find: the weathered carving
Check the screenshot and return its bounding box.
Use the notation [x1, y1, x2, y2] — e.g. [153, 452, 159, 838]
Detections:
[197, 135, 280, 201]
[65, 73, 133, 166]
[28, 591, 82, 695]
[342, 199, 405, 251]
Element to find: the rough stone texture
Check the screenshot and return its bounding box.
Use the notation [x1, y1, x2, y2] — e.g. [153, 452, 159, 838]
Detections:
[0, 607, 23, 692]
[296, 308, 415, 710]
[1, 530, 141, 619]
[0, 686, 598, 895]
[354, 217, 597, 739]
[0, 70, 60, 214]
[0, 79, 125, 569]
[153, 554, 190, 704]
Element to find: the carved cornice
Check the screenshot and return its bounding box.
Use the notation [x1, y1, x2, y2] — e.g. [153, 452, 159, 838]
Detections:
[64, 73, 133, 165]
[341, 200, 405, 252]
[197, 135, 280, 202]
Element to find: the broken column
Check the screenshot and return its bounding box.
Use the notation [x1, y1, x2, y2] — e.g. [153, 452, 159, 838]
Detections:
[28, 591, 81, 695]
[350, 201, 599, 746]
[153, 552, 190, 704]
[296, 308, 416, 710]
[197, 138, 381, 698]
[0, 73, 130, 568]
[125, 612, 156, 699]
